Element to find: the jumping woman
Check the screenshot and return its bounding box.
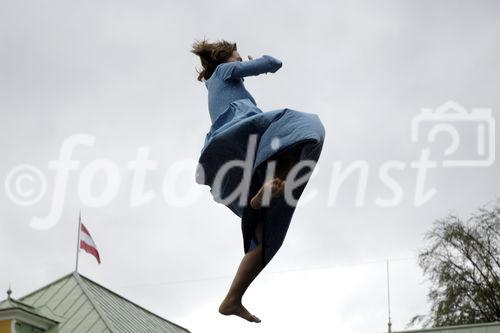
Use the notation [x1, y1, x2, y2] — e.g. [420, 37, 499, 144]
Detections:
[191, 39, 325, 323]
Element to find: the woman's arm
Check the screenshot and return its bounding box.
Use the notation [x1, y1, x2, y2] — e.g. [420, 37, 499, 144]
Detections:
[217, 55, 283, 81]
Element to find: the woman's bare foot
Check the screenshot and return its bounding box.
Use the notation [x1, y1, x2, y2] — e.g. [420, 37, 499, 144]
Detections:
[219, 297, 261, 323]
[250, 178, 286, 209]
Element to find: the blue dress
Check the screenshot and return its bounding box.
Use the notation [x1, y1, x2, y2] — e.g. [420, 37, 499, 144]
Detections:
[196, 55, 325, 269]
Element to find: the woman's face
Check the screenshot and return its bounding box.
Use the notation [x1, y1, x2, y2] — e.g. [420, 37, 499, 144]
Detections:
[227, 50, 242, 62]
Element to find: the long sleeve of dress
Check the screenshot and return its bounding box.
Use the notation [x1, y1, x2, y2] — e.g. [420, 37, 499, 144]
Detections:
[217, 55, 283, 81]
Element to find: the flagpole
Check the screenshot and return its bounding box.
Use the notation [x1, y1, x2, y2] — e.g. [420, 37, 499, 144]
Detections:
[75, 210, 82, 272]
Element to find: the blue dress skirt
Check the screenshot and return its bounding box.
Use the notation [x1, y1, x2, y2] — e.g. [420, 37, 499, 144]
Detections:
[196, 97, 325, 269]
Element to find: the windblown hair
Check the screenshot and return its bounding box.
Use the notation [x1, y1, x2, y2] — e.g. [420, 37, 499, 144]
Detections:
[191, 38, 237, 82]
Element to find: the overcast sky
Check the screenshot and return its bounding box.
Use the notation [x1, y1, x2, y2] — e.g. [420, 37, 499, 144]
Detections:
[1, 1, 499, 332]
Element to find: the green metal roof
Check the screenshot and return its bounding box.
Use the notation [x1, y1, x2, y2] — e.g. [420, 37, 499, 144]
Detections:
[393, 322, 500, 333]
[0, 294, 61, 330]
[2, 271, 191, 333]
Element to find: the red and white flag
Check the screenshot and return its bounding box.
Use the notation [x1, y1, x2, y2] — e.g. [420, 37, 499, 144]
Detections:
[79, 223, 101, 264]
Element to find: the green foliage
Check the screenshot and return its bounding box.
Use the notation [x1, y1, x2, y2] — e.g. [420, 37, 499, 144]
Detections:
[409, 200, 500, 328]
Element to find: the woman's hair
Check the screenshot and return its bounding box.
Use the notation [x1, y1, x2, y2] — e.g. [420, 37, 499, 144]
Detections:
[191, 38, 237, 82]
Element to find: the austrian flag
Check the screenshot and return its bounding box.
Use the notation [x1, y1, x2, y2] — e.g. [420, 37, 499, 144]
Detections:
[80, 223, 101, 264]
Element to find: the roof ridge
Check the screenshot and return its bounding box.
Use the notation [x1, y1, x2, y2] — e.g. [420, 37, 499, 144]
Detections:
[77, 273, 192, 333]
[8, 297, 35, 309]
[18, 272, 74, 301]
[72, 272, 116, 333]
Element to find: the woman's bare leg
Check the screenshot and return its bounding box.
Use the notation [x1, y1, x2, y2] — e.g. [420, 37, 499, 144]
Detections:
[219, 222, 264, 322]
[250, 145, 303, 209]
[220, 144, 306, 321]
[250, 178, 285, 209]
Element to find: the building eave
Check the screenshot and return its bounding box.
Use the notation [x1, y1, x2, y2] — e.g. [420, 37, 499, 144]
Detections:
[0, 308, 59, 329]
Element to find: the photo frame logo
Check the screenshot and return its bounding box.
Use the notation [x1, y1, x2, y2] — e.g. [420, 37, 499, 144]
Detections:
[411, 100, 495, 167]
